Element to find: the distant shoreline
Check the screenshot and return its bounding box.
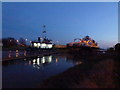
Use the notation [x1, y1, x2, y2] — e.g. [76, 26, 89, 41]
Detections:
[2, 50, 58, 61]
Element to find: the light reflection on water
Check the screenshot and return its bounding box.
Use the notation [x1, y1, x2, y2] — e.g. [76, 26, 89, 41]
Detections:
[32, 56, 52, 69]
[6, 50, 27, 58]
[3, 54, 83, 88]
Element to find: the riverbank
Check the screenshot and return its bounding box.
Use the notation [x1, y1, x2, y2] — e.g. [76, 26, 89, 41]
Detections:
[38, 53, 119, 88]
[2, 50, 58, 61]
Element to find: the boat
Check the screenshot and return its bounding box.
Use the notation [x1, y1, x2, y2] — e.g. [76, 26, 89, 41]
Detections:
[31, 25, 53, 49]
[67, 35, 99, 48]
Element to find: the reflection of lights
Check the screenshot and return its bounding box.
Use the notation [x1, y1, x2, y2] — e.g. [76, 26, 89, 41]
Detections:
[76, 61, 83, 65]
[47, 56, 52, 63]
[16, 50, 19, 57]
[33, 59, 36, 63]
[8, 53, 11, 58]
[16, 54, 19, 57]
[32, 56, 52, 69]
[16, 50, 18, 52]
[24, 51, 27, 56]
[41, 57, 45, 63]
[56, 58, 58, 63]
[24, 59, 26, 60]
[29, 61, 31, 65]
[37, 58, 40, 65]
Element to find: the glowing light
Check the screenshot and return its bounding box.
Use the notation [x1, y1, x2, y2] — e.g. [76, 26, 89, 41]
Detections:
[76, 61, 83, 65]
[37, 58, 40, 65]
[34, 43, 37, 47]
[16, 40, 19, 43]
[29, 61, 31, 65]
[25, 39, 27, 41]
[47, 56, 52, 63]
[46, 44, 53, 48]
[16, 54, 19, 57]
[41, 43, 46, 48]
[41, 57, 45, 63]
[38, 43, 41, 47]
[33, 59, 36, 63]
[56, 58, 58, 63]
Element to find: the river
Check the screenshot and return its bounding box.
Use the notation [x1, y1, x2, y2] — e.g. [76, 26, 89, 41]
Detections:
[2, 53, 83, 88]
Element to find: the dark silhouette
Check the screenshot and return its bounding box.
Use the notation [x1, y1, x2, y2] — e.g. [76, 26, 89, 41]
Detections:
[115, 43, 120, 52]
[19, 38, 26, 46]
[2, 37, 18, 48]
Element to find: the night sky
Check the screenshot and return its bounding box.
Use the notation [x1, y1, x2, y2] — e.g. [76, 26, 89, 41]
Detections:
[2, 2, 118, 48]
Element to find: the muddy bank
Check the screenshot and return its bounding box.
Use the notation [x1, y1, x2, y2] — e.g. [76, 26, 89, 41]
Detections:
[38, 54, 119, 88]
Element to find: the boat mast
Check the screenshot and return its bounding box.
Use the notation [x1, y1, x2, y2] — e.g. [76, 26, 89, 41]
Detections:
[42, 24, 47, 39]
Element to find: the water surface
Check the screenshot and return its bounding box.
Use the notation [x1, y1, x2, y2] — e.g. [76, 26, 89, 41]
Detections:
[2, 54, 83, 88]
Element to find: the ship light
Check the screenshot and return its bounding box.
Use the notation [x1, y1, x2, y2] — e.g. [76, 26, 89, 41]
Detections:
[47, 44, 53, 48]
[41, 43, 46, 48]
[34, 43, 37, 47]
[38, 43, 41, 46]
[37, 43, 41, 48]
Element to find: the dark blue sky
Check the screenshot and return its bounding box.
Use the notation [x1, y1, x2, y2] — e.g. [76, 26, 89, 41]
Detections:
[2, 2, 118, 48]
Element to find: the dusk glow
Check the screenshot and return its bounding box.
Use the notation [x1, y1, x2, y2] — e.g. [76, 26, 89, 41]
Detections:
[2, 2, 118, 48]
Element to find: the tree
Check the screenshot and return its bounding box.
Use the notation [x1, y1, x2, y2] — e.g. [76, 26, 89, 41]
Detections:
[2, 37, 18, 48]
[115, 43, 120, 52]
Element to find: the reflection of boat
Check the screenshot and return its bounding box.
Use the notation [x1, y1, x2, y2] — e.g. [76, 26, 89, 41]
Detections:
[67, 36, 99, 48]
[32, 55, 52, 69]
[31, 25, 53, 49]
